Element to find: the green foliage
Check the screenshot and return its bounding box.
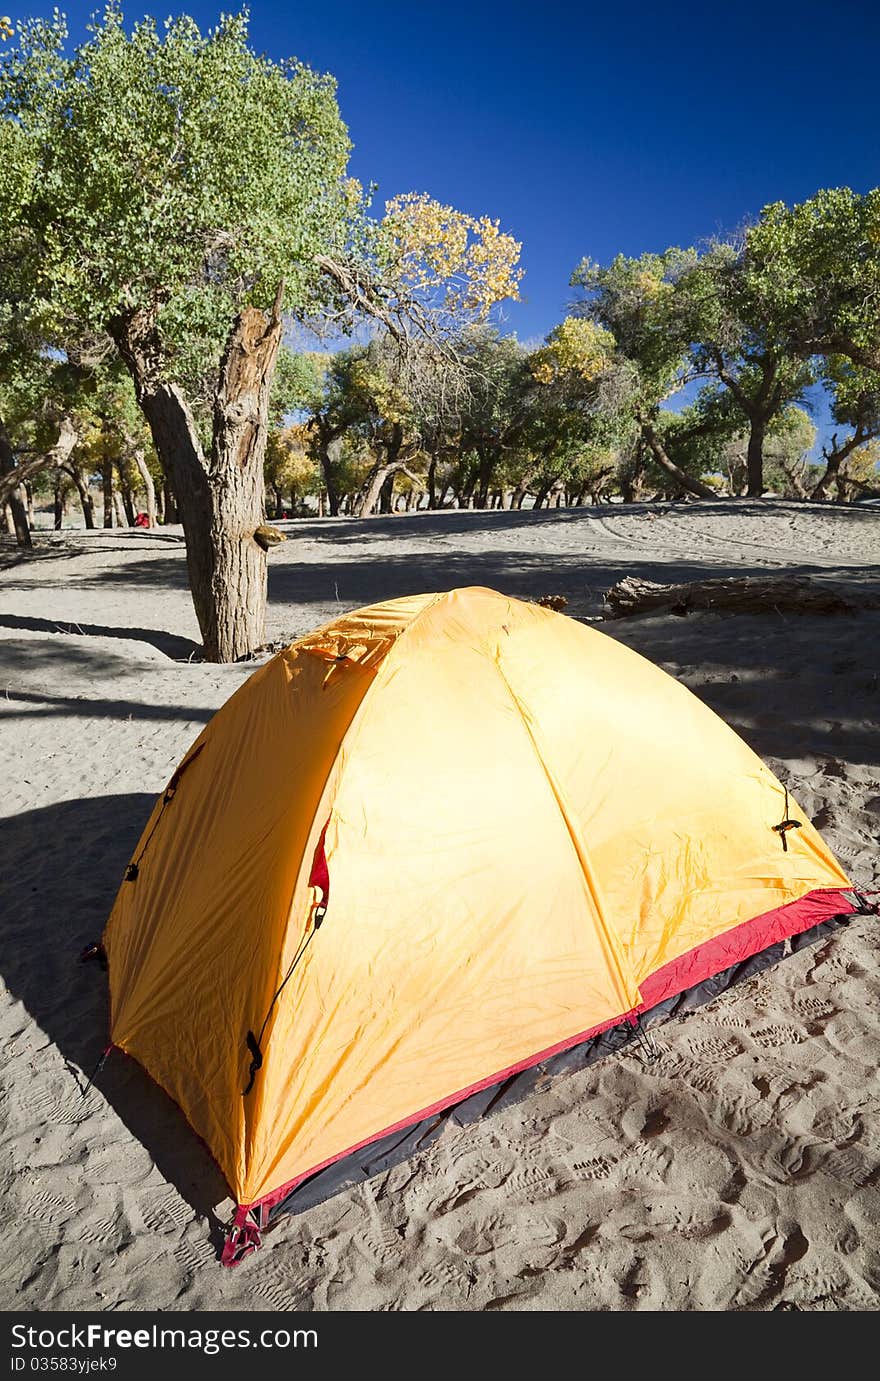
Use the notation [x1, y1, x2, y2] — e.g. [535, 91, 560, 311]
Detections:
[571, 249, 696, 408]
[2, 5, 353, 383]
[675, 243, 815, 425]
[269, 348, 326, 425]
[822, 357, 880, 439]
[743, 187, 880, 368]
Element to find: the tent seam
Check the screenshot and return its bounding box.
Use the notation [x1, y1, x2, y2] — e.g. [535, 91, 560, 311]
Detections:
[490, 640, 640, 1016]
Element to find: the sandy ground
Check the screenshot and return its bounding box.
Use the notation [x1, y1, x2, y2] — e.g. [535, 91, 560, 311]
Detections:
[1, 498, 878, 1312]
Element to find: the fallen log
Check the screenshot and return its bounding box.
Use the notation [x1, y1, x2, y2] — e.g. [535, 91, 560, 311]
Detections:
[603, 574, 880, 619]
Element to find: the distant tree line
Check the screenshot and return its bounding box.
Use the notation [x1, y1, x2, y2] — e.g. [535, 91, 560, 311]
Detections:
[273, 196, 880, 519]
[1, 7, 878, 660]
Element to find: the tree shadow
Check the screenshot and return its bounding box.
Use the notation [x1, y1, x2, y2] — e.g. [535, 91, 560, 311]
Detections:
[266, 552, 877, 618]
[0, 613, 202, 661]
[0, 793, 229, 1233]
[612, 608, 880, 766]
[0, 689, 215, 723]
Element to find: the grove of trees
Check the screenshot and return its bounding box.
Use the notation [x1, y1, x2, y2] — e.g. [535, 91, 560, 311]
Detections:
[2, 10, 878, 661]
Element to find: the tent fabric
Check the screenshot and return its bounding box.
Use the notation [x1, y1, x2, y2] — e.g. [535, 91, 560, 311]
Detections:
[263, 906, 859, 1225]
[102, 587, 852, 1248]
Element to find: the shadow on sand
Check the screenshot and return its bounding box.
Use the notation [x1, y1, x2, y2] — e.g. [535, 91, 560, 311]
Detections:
[0, 793, 230, 1238]
[0, 613, 201, 661]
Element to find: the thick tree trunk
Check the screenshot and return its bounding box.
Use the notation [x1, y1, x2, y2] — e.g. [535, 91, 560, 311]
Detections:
[163, 479, 179, 523]
[111, 294, 283, 662]
[116, 462, 136, 526]
[1, 504, 10, 534]
[0, 414, 78, 510]
[313, 422, 343, 516]
[25, 484, 34, 527]
[378, 471, 395, 514]
[315, 448, 335, 514]
[65, 459, 96, 529]
[427, 456, 438, 510]
[102, 458, 114, 528]
[132, 448, 156, 527]
[779, 459, 809, 500]
[512, 464, 539, 510]
[812, 451, 842, 501]
[0, 420, 32, 548]
[475, 448, 495, 509]
[746, 421, 766, 497]
[639, 414, 717, 500]
[533, 482, 550, 508]
[53, 478, 63, 530]
[355, 461, 397, 518]
[811, 426, 868, 502]
[112, 489, 127, 527]
[355, 422, 405, 519]
[8, 491, 32, 545]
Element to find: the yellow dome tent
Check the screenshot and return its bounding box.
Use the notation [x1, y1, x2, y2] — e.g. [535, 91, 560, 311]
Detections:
[100, 588, 860, 1265]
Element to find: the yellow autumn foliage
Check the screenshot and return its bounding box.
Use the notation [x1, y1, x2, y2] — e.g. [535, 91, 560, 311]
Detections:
[348, 356, 409, 425]
[530, 316, 616, 384]
[382, 193, 523, 317]
[265, 424, 319, 499]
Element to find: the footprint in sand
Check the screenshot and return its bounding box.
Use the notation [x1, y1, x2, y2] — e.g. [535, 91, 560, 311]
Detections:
[22, 1188, 77, 1236]
[571, 1155, 616, 1181]
[735, 1221, 810, 1309]
[770, 1138, 821, 1183]
[415, 1260, 468, 1293]
[251, 1274, 314, 1310]
[454, 1213, 509, 1256]
[824, 1145, 875, 1188]
[676, 1209, 733, 1241]
[138, 1186, 192, 1232]
[836, 1223, 860, 1256]
[75, 1215, 127, 1247]
[794, 994, 835, 1022]
[685, 1034, 746, 1061]
[172, 1235, 217, 1278]
[18, 1084, 90, 1128]
[358, 1221, 406, 1266]
[506, 1163, 563, 1197]
[85, 1141, 154, 1189]
[751, 1024, 804, 1049]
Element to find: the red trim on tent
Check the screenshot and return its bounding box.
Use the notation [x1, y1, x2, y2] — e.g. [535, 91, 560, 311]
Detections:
[237, 1005, 630, 1233]
[639, 887, 855, 1009]
[228, 885, 856, 1248]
